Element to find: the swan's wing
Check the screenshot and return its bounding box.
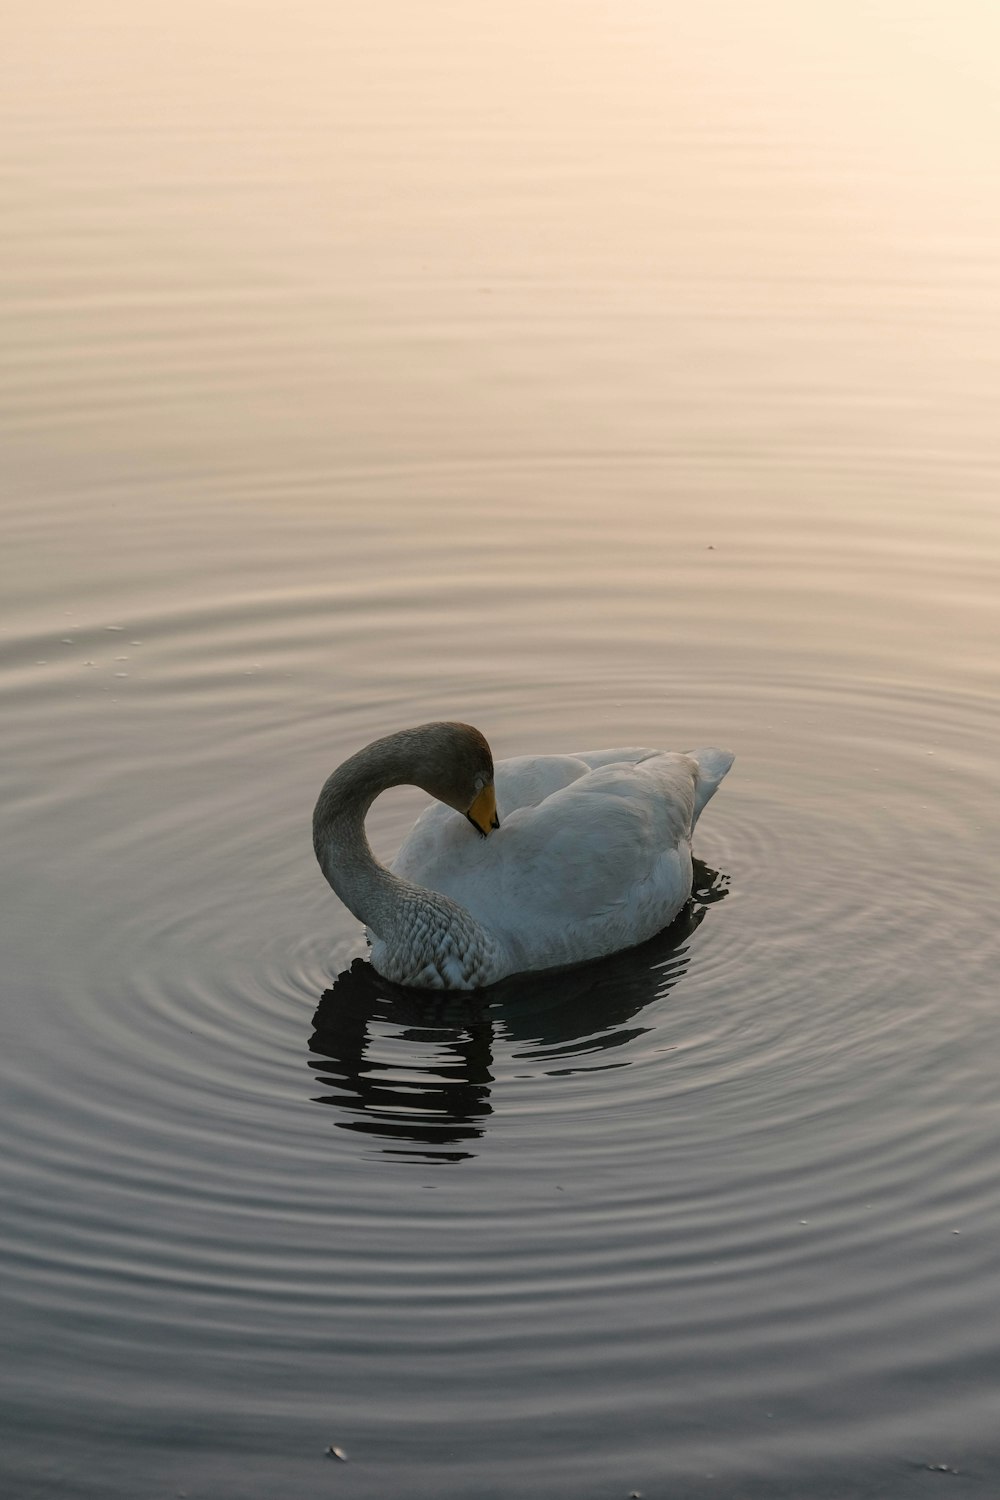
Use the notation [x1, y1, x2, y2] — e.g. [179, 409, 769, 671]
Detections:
[393, 751, 696, 921]
[390, 746, 734, 975]
[568, 745, 662, 771]
[573, 744, 735, 824]
[391, 748, 660, 873]
[517, 754, 698, 915]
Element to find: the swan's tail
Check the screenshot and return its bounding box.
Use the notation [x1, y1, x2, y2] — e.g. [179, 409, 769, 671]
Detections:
[688, 747, 735, 826]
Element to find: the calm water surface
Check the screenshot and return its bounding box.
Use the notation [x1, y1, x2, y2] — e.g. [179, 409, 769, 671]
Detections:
[3, 3, 1000, 1496]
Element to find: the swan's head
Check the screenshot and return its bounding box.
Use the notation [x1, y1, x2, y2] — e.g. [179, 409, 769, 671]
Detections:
[413, 721, 499, 837]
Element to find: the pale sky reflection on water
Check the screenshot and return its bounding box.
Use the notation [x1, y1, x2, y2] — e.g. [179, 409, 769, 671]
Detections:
[4, 0, 1000, 489]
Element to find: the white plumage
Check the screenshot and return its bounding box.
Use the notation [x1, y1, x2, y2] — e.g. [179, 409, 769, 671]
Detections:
[388, 745, 734, 986]
[313, 723, 733, 991]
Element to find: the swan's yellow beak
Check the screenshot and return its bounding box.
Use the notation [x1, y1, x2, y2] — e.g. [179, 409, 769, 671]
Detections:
[466, 783, 499, 837]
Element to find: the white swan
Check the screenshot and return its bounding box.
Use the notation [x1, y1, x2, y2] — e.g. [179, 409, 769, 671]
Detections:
[313, 722, 733, 991]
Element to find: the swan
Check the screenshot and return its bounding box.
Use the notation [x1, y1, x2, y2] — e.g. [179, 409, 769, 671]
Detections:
[313, 721, 733, 991]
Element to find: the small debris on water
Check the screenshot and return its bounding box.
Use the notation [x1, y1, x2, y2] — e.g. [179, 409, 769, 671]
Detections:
[925, 1462, 958, 1474]
[326, 1445, 347, 1462]
[799, 1219, 809, 1225]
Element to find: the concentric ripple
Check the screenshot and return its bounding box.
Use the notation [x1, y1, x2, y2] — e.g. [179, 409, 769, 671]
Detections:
[3, 507, 1000, 1495]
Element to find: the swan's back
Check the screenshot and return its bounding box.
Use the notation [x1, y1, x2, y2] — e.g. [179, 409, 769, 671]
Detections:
[391, 745, 733, 976]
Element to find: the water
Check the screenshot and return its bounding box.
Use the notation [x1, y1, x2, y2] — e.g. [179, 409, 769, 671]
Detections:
[3, 2, 1000, 1495]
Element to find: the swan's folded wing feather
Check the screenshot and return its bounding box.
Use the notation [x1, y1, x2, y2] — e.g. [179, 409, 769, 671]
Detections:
[395, 754, 696, 924]
[506, 756, 696, 919]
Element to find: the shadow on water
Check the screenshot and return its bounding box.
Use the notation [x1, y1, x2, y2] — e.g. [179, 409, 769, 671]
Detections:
[307, 862, 728, 1163]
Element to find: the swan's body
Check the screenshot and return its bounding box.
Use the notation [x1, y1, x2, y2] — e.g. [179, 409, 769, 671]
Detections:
[313, 723, 733, 991]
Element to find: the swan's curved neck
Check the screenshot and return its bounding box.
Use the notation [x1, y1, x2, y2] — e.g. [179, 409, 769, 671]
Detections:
[312, 733, 461, 941]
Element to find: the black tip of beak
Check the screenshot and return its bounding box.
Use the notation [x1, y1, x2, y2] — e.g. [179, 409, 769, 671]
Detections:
[465, 812, 501, 838]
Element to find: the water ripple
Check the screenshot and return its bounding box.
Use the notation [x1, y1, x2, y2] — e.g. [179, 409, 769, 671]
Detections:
[2, 528, 999, 1496]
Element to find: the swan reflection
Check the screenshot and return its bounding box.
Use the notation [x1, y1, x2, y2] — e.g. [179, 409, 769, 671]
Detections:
[308, 862, 727, 1163]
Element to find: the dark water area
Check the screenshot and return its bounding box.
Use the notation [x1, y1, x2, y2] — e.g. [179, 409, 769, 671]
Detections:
[3, 3, 1000, 1496]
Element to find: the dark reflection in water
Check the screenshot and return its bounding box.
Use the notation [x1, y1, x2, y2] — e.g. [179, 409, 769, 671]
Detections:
[308, 862, 727, 1162]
